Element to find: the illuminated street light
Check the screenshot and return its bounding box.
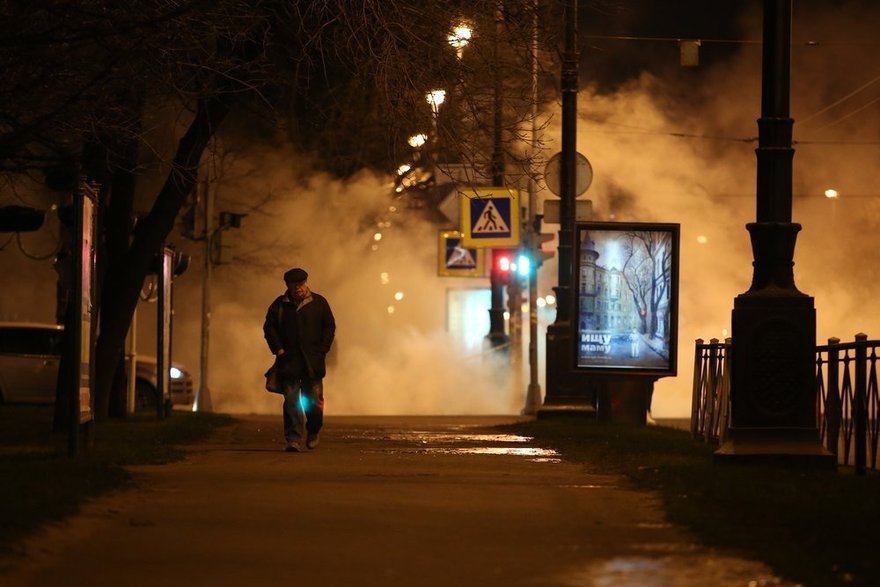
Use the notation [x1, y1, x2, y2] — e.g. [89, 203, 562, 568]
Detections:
[396, 163, 412, 175]
[826, 188, 840, 227]
[426, 89, 446, 117]
[448, 21, 473, 60]
[408, 133, 427, 148]
[394, 291, 404, 301]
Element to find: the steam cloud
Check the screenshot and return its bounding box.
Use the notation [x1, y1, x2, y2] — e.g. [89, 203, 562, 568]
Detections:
[3, 2, 879, 420]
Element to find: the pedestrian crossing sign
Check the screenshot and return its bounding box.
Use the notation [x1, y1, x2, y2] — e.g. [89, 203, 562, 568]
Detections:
[459, 187, 520, 248]
[438, 230, 485, 277]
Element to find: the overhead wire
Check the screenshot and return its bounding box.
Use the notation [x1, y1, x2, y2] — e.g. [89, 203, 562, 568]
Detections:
[583, 34, 880, 139]
[798, 71, 880, 125]
[810, 94, 880, 134]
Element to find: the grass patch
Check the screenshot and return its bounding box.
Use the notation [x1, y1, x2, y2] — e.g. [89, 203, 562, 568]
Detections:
[0, 405, 234, 559]
[502, 418, 880, 587]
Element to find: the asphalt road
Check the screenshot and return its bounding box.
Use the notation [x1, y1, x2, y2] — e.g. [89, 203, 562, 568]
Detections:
[5, 415, 790, 587]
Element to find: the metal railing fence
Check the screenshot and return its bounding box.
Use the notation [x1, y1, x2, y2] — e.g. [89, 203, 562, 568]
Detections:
[693, 334, 880, 473]
[691, 338, 731, 444]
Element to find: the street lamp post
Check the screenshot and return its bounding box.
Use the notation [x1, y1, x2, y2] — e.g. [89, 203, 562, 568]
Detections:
[716, 0, 833, 466]
[539, 0, 599, 415]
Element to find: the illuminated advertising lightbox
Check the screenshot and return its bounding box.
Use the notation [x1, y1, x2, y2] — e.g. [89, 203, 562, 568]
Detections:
[573, 222, 680, 376]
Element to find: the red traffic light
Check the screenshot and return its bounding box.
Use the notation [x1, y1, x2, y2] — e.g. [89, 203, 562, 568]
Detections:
[494, 249, 516, 273]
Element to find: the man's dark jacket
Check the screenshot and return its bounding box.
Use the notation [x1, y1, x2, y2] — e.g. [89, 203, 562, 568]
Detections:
[263, 292, 336, 379]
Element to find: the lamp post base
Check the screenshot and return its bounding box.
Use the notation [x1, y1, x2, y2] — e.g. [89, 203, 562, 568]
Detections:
[715, 427, 835, 469]
[539, 321, 597, 418]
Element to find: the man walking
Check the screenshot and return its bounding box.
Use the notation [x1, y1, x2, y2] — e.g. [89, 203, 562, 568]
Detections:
[263, 268, 336, 452]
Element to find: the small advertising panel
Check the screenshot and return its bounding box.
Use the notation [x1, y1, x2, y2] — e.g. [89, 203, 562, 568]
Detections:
[572, 222, 680, 376]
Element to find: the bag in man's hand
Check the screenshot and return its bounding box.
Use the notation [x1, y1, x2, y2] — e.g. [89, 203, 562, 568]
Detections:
[264, 362, 282, 394]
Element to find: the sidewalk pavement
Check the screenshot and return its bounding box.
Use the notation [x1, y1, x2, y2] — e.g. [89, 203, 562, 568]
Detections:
[3, 415, 791, 587]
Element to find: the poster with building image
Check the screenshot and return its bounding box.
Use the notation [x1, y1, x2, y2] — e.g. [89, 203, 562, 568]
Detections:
[573, 222, 680, 375]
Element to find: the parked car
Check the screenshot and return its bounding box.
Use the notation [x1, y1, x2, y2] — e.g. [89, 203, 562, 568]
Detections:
[0, 322, 194, 411]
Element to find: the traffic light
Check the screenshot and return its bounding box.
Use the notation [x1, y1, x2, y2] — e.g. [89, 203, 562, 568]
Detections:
[533, 232, 555, 268]
[494, 249, 515, 276]
[515, 252, 531, 277]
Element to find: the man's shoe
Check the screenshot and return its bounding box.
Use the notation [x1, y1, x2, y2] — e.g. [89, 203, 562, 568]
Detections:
[285, 442, 301, 452]
[306, 434, 320, 450]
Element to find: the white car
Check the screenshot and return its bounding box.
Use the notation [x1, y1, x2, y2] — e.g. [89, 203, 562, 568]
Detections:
[0, 322, 194, 411]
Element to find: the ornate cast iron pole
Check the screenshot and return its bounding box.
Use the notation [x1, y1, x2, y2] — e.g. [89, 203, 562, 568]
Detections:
[716, 0, 832, 466]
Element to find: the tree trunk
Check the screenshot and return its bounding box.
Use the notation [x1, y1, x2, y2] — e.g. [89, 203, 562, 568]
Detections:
[93, 96, 229, 420]
[104, 129, 141, 419]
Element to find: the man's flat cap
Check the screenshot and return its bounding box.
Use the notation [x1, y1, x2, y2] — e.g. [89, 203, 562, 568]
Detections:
[284, 267, 308, 283]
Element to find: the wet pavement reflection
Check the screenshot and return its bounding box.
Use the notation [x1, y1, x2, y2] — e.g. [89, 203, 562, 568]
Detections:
[555, 555, 794, 587]
[344, 429, 562, 462]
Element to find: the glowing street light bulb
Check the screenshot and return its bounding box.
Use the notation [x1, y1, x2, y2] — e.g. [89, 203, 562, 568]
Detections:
[426, 89, 446, 115]
[394, 291, 404, 301]
[448, 22, 473, 59]
[373, 232, 382, 241]
[380, 272, 390, 285]
[448, 23, 473, 49]
[545, 294, 556, 305]
[396, 163, 411, 175]
[825, 188, 839, 199]
[408, 133, 427, 148]
[387, 306, 395, 314]
[537, 297, 547, 308]
[696, 235, 709, 244]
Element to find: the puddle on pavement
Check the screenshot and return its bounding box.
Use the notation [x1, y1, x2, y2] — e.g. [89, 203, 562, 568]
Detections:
[419, 446, 560, 460]
[350, 431, 561, 462]
[383, 432, 534, 444]
[555, 554, 796, 587]
[559, 484, 618, 490]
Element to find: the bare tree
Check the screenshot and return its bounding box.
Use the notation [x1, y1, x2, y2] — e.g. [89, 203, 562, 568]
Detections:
[1, 0, 563, 423]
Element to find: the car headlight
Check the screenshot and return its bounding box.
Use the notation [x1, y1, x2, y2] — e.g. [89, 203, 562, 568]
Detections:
[169, 367, 183, 379]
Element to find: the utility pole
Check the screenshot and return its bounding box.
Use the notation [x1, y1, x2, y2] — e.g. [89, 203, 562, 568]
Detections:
[196, 178, 213, 412]
[523, 0, 542, 415]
